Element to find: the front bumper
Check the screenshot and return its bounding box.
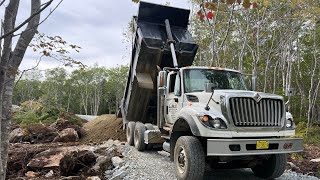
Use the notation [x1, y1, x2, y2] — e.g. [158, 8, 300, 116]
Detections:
[207, 138, 303, 156]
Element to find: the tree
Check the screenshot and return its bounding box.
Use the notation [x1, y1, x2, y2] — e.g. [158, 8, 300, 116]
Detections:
[0, 0, 60, 178]
[190, 0, 320, 131]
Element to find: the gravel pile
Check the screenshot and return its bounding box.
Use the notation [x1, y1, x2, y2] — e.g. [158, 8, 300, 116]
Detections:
[110, 146, 319, 180]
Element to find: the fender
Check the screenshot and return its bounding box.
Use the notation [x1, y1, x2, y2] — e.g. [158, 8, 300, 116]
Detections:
[173, 112, 201, 136]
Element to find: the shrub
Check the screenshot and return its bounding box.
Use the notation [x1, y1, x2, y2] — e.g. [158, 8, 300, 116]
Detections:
[12, 111, 39, 125]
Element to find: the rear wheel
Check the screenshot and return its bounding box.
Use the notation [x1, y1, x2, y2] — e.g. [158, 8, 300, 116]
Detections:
[134, 122, 146, 151]
[174, 136, 205, 180]
[126, 122, 135, 146]
[251, 154, 287, 179]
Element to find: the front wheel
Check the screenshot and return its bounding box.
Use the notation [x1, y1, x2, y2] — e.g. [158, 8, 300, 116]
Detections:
[174, 136, 205, 180]
[251, 154, 287, 179]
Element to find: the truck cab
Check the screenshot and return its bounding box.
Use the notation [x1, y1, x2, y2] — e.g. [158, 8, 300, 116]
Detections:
[156, 66, 302, 179]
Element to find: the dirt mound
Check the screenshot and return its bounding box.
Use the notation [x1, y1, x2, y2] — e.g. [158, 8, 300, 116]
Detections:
[81, 115, 126, 143]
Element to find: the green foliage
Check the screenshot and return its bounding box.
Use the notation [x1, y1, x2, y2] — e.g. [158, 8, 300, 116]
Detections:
[12, 111, 38, 125]
[293, 122, 320, 146]
[304, 127, 320, 145]
[12, 99, 84, 127]
[59, 112, 84, 127]
[190, 0, 320, 124]
[20, 100, 43, 114]
[13, 65, 129, 115]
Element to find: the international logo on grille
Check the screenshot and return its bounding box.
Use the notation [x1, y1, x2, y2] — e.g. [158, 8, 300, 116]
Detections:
[253, 93, 262, 103]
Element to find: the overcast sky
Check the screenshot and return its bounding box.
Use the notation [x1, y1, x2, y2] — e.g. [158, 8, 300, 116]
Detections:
[9, 0, 192, 71]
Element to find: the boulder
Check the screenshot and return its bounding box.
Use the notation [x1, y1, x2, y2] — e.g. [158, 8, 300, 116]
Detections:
[53, 128, 79, 142]
[310, 158, 320, 162]
[60, 150, 97, 176]
[9, 128, 26, 143]
[91, 156, 109, 173]
[27, 148, 65, 169]
[27, 145, 94, 170]
[111, 156, 124, 167]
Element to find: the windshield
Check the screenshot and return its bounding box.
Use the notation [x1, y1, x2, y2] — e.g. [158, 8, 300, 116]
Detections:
[183, 69, 247, 93]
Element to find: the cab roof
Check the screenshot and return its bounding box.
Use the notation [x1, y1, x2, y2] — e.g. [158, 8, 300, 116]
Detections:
[180, 66, 241, 73]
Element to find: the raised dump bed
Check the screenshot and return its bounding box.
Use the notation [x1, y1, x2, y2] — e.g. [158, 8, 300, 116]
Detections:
[120, 2, 198, 124]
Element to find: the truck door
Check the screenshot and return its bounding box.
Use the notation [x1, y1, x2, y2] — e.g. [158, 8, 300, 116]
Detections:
[165, 72, 182, 124]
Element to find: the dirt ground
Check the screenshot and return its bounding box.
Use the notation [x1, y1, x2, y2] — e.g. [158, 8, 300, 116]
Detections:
[7, 114, 126, 180]
[7, 114, 320, 179]
[81, 114, 126, 143]
[288, 144, 320, 177]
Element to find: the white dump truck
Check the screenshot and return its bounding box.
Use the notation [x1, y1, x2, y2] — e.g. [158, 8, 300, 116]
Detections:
[118, 2, 303, 179]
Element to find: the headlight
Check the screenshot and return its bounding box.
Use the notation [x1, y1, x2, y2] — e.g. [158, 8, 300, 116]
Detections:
[210, 119, 221, 128]
[285, 112, 294, 129]
[286, 118, 293, 128]
[197, 114, 227, 129]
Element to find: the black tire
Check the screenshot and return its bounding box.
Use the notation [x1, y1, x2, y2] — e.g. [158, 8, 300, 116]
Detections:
[174, 136, 205, 180]
[126, 122, 135, 146]
[134, 122, 146, 151]
[252, 154, 287, 179]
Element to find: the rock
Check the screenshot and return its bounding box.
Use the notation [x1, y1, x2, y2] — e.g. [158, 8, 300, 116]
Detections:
[51, 117, 86, 138]
[105, 169, 114, 175]
[60, 150, 97, 176]
[27, 145, 94, 170]
[114, 140, 121, 145]
[99, 139, 115, 149]
[45, 170, 54, 178]
[310, 158, 320, 162]
[287, 162, 300, 171]
[27, 148, 65, 169]
[91, 156, 108, 172]
[25, 171, 38, 177]
[111, 156, 124, 167]
[9, 128, 26, 143]
[12, 105, 21, 112]
[86, 176, 101, 180]
[53, 128, 79, 142]
[110, 171, 127, 180]
[24, 125, 58, 143]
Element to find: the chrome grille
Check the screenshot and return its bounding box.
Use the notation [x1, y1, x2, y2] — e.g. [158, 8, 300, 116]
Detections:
[229, 97, 283, 127]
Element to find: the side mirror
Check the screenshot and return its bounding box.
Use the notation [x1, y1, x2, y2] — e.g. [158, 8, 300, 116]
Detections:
[158, 71, 167, 87]
[205, 83, 215, 93]
[251, 75, 257, 91]
[285, 88, 294, 97]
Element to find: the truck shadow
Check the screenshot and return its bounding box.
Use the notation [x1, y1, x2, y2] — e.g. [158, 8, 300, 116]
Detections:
[152, 149, 263, 180]
[204, 168, 263, 180]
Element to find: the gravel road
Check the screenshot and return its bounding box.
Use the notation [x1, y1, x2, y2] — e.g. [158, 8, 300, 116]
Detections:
[121, 146, 319, 180]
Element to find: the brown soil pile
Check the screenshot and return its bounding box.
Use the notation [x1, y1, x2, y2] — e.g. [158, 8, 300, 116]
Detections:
[81, 115, 126, 143]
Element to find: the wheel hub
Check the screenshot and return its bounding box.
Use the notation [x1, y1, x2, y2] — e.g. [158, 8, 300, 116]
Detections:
[177, 148, 186, 173]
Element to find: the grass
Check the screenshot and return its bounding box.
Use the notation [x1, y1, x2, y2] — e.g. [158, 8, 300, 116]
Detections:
[294, 121, 320, 146]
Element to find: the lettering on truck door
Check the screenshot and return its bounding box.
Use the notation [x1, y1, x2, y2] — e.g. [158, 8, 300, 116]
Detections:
[166, 72, 182, 124]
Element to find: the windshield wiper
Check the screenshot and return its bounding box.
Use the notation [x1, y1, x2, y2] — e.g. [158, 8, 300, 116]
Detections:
[204, 90, 219, 111]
